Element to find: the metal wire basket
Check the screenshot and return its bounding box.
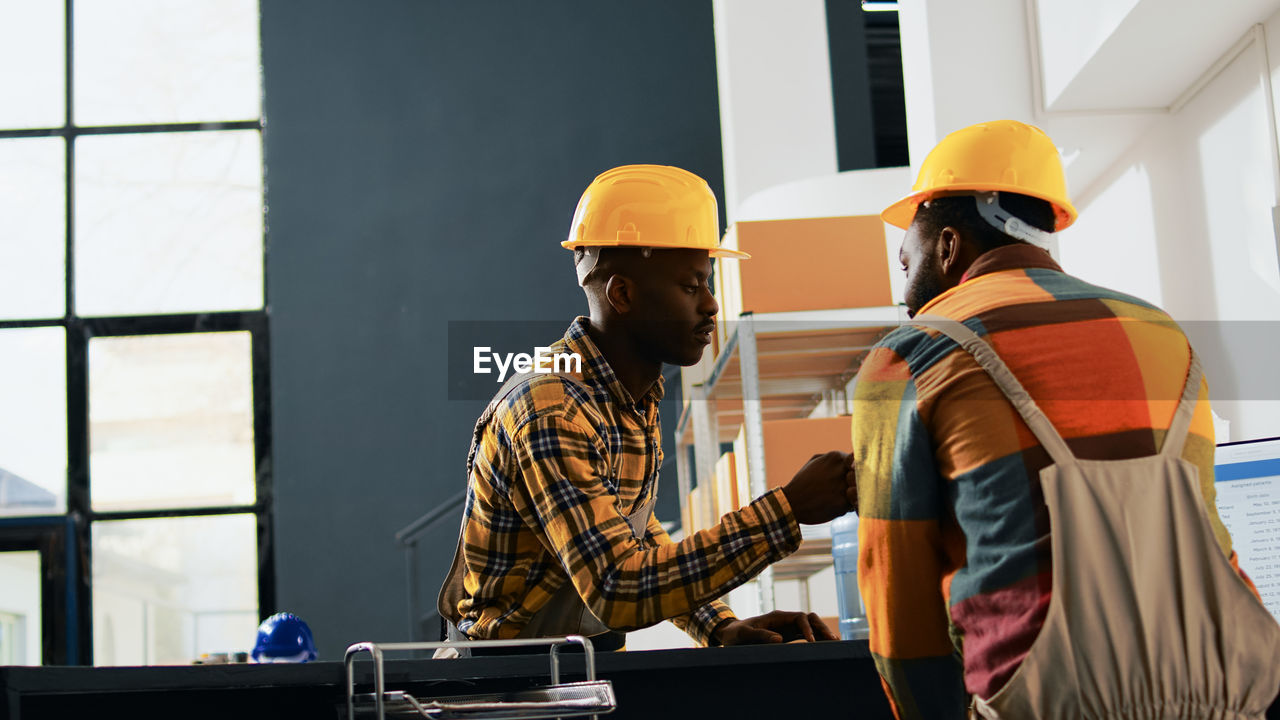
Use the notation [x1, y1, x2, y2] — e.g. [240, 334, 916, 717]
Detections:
[344, 636, 616, 720]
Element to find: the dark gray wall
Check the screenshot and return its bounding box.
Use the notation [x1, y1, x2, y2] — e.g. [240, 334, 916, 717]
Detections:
[261, 0, 724, 660]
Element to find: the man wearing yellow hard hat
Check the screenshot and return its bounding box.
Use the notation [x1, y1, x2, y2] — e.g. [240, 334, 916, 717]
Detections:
[851, 120, 1280, 718]
[437, 164, 855, 654]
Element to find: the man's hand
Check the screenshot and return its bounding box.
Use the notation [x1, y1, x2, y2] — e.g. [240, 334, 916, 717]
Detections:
[712, 611, 838, 645]
[782, 450, 855, 524]
[846, 454, 858, 511]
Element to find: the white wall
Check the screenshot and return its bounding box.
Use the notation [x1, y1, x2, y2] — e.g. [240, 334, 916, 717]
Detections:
[1064, 28, 1280, 319]
[1036, 0, 1278, 110]
[1036, 0, 1141, 108]
[713, 0, 837, 221]
[1062, 11, 1280, 441]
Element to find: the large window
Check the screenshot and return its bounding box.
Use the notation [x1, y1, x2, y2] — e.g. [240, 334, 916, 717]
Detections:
[0, 1, 270, 665]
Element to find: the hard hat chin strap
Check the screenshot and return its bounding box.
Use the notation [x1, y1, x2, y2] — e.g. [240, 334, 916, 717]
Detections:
[575, 246, 652, 287]
[575, 247, 601, 286]
[971, 191, 1055, 249]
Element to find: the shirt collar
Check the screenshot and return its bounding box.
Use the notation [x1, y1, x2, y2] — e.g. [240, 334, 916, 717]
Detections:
[959, 243, 1062, 283]
[916, 243, 1064, 317]
[563, 317, 666, 409]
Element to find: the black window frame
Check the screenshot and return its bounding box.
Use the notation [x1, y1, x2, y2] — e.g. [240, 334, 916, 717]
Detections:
[0, 0, 272, 666]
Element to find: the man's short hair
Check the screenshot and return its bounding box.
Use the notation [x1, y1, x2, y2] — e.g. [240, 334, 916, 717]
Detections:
[573, 246, 654, 288]
[915, 192, 1056, 252]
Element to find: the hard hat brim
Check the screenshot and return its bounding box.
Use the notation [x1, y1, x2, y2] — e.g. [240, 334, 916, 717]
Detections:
[879, 184, 1078, 232]
[709, 247, 751, 260]
[879, 195, 920, 231]
[561, 239, 750, 260]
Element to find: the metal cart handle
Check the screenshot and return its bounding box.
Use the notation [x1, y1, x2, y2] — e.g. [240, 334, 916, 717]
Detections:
[344, 635, 597, 720]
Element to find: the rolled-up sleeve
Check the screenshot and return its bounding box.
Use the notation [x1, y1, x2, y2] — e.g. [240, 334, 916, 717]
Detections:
[643, 513, 737, 645]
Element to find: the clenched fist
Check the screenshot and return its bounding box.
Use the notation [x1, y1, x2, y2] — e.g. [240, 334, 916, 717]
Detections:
[781, 450, 855, 525]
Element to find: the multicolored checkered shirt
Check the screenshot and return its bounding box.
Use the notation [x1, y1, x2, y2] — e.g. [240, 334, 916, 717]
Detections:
[851, 245, 1248, 719]
[454, 316, 802, 645]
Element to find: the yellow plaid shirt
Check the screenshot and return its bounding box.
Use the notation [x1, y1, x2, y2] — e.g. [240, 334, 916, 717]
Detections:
[454, 317, 802, 645]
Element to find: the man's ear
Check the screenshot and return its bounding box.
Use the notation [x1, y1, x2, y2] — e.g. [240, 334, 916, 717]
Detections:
[604, 274, 634, 314]
[937, 226, 964, 279]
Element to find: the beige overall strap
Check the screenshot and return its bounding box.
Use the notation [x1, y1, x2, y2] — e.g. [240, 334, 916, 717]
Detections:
[628, 445, 659, 539]
[912, 315, 1076, 466]
[437, 372, 593, 628]
[1161, 352, 1203, 458]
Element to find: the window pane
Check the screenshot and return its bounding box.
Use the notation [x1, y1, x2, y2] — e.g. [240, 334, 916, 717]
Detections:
[74, 0, 260, 126]
[93, 514, 258, 666]
[0, 328, 67, 517]
[75, 131, 264, 317]
[0, 138, 66, 320]
[89, 332, 255, 512]
[0, 551, 42, 665]
[0, 4, 65, 129]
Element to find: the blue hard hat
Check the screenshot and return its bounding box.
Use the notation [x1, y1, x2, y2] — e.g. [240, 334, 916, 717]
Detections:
[252, 612, 317, 663]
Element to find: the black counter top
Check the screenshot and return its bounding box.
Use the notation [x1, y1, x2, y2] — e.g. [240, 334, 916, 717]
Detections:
[6, 640, 1277, 720]
[2, 639, 890, 720]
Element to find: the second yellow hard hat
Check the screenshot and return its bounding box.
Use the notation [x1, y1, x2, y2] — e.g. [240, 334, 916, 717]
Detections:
[880, 120, 1078, 232]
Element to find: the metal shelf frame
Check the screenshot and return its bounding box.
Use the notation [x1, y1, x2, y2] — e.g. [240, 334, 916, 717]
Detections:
[675, 306, 906, 610]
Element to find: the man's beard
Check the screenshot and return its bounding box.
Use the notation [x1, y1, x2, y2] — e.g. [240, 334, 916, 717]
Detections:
[905, 256, 947, 318]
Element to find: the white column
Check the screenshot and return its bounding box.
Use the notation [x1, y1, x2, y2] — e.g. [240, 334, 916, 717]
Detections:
[897, 0, 1039, 168]
[713, 0, 839, 222]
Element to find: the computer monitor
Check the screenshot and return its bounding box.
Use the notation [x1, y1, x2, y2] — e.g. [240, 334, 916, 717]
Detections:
[1214, 436, 1280, 621]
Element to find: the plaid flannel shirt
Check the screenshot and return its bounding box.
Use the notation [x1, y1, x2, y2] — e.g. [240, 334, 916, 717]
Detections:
[852, 245, 1250, 719]
[454, 317, 802, 645]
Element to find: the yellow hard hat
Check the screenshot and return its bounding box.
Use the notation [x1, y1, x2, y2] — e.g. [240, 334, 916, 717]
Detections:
[563, 164, 750, 259]
[880, 119, 1078, 231]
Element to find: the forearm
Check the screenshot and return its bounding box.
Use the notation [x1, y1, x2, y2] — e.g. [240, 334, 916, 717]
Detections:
[644, 518, 739, 645]
[551, 489, 800, 631]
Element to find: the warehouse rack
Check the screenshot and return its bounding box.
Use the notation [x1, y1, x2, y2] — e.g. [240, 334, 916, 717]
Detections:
[674, 306, 906, 611]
